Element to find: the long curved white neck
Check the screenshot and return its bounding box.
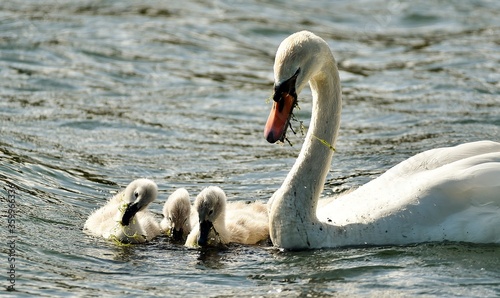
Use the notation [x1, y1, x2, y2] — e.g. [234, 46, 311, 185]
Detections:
[269, 59, 342, 249]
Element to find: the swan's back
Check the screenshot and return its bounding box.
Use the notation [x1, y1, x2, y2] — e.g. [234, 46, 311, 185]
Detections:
[84, 193, 122, 235]
[226, 200, 269, 245]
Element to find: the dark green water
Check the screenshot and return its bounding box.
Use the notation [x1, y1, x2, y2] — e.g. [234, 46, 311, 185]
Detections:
[1, 0, 499, 296]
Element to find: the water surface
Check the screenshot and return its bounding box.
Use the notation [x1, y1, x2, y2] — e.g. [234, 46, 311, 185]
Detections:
[1, 0, 499, 296]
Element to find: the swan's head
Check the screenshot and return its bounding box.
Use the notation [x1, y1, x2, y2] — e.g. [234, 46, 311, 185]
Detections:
[163, 188, 191, 241]
[193, 186, 226, 246]
[264, 30, 334, 143]
[120, 178, 158, 226]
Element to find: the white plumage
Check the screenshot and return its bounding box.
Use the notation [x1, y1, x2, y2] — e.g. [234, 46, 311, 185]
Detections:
[185, 186, 269, 247]
[161, 188, 196, 241]
[265, 31, 500, 250]
[84, 178, 161, 244]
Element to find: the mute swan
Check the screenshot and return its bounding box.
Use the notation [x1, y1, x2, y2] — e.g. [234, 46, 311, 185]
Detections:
[84, 178, 161, 244]
[160, 188, 196, 241]
[264, 30, 500, 250]
[185, 186, 269, 247]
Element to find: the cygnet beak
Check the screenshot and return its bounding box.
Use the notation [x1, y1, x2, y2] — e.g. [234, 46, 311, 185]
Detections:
[171, 227, 184, 241]
[121, 202, 141, 226]
[197, 220, 213, 246]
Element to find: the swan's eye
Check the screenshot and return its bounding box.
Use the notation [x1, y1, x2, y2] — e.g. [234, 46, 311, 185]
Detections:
[208, 209, 214, 216]
[134, 192, 139, 198]
[273, 68, 300, 103]
[168, 216, 172, 222]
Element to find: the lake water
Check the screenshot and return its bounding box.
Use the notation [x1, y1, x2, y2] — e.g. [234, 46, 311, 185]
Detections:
[1, 0, 499, 296]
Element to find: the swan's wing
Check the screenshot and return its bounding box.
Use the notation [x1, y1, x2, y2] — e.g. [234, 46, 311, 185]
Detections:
[317, 141, 500, 244]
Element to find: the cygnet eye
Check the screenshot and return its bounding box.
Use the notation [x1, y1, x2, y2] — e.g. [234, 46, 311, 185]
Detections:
[208, 209, 214, 216]
[134, 192, 139, 198]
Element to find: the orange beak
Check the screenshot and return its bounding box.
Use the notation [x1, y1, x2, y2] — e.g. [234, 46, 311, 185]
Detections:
[264, 92, 296, 143]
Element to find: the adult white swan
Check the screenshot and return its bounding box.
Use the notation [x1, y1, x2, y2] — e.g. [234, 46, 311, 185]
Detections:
[84, 178, 161, 244]
[264, 30, 500, 250]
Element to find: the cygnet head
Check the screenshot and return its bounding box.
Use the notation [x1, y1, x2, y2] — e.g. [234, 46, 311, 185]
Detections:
[265, 30, 336, 143]
[163, 188, 191, 241]
[194, 186, 226, 246]
[120, 178, 158, 226]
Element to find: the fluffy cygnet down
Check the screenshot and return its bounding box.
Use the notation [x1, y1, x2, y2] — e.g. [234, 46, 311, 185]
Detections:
[84, 178, 161, 244]
[161, 188, 196, 241]
[185, 186, 269, 247]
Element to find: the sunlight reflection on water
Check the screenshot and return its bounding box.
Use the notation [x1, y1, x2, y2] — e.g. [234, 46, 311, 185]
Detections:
[1, 0, 499, 296]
